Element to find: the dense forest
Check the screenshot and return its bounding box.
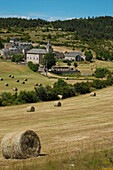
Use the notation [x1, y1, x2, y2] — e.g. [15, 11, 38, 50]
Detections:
[0, 16, 113, 41]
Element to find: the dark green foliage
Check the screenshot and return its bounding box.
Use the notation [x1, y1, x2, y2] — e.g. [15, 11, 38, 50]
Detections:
[67, 60, 71, 66]
[94, 68, 110, 78]
[95, 49, 111, 61]
[28, 61, 39, 72]
[17, 90, 38, 103]
[84, 51, 93, 61]
[35, 85, 58, 101]
[92, 80, 107, 89]
[53, 86, 76, 99]
[74, 62, 78, 68]
[42, 53, 56, 69]
[0, 38, 4, 49]
[53, 79, 68, 88]
[11, 54, 24, 63]
[74, 82, 91, 94]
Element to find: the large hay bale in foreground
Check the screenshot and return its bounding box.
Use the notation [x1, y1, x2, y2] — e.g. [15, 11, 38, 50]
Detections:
[1, 130, 41, 159]
[58, 95, 63, 100]
[90, 92, 96, 96]
[54, 101, 61, 107]
[27, 106, 35, 112]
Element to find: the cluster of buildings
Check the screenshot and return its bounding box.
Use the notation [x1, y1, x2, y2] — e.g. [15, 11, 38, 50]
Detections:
[0, 38, 32, 59]
[0, 39, 86, 65]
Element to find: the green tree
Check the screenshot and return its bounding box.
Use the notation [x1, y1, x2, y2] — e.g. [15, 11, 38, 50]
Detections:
[94, 68, 110, 78]
[0, 38, 4, 49]
[67, 60, 71, 66]
[84, 51, 93, 61]
[11, 54, 24, 63]
[42, 53, 56, 69]
[28, 61, 39, 72]
[73, 62, 78, 68]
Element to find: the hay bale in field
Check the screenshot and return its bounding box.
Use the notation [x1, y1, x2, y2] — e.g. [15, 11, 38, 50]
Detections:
[24, 79, 27, 81]
[12, 87, 18, 91]
[9, 75, 11, 77]
[34, 83, 38, 86]
[54, 101, 61, 107]
[22, 81, 25, 84]
[65, 78, 68, 80]
[0, 78, 3, 81]
[16, 80, 19, 82]
[12, 76, 14, 78]
[90, 92, 96, 96]
[1, 130, 41, 159]
[58, 95, 63, 100]
[38, 84, 42, 86]
[27, 106, 35, 112]
[5, 83, 9, 86]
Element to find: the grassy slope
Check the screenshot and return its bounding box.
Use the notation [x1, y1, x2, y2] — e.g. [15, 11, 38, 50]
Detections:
[0, 86, 113, 169]
[0, 62, 57, 93]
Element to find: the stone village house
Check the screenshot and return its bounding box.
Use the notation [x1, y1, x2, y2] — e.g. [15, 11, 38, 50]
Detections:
[26, 41, 52, 64]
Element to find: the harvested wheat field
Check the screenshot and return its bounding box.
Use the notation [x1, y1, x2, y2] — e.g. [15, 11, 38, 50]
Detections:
[0, 86, 113, 169]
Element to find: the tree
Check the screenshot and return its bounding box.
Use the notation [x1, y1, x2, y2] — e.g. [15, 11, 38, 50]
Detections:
[73, 62, 78, 68]
[94, 68, 110, 78]
[28, 61, 39, 72]
[84, 51, 93, 61]
[67, 60, 71, 66]
[11, 54, 24, 63]
[0, 38, 4, 49]
[42, 53, 56, 69]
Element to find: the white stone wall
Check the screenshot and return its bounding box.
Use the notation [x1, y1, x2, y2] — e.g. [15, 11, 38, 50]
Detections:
[26, 54, 44, 64]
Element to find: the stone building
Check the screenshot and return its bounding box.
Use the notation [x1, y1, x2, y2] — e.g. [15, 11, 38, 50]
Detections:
[26, 41, 52, 64]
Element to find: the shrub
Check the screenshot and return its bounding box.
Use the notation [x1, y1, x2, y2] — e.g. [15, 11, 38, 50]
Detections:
[28, 61, 39, 72]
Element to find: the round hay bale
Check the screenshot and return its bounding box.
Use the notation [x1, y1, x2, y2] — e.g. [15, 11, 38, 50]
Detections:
[16, 80, 19, 82]
[0, 78, 3, 81]
[22, 82, 25, 84]
[65, 78, 68, 80]
[5, 83, 9, 86]
[38, 84, 42, 86]
[58, 95, 63, 100]
[12, 76, 14, 78]
[27, 106, 35, 112]
[9, 75, 11, 77]
[54, 101, 61, 107]
[12, 87, 18, 91]
[90, 92, 96, 97]
[34, 83, 38, 86]
[24, 79, 27, 81]
[1, 130, 41, 159]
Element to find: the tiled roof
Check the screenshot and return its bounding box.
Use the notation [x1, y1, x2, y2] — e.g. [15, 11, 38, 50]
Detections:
[27, 48, 47, 54]
[65, 52, 82, 57]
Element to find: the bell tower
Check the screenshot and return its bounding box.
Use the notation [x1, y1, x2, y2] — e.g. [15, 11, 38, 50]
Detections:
[46, 40, 52, 53]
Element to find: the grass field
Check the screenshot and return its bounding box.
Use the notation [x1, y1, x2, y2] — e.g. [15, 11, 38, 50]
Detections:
[0, 86, 113, 169]
[0, 62, 57, 93]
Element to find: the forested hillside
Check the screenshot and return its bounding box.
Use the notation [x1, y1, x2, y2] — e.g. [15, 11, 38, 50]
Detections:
[1, 16, 113, 60]
[0, 16, 113, 40]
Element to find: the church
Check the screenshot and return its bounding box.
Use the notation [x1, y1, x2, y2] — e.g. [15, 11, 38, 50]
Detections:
[26, 41, 52, 64]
